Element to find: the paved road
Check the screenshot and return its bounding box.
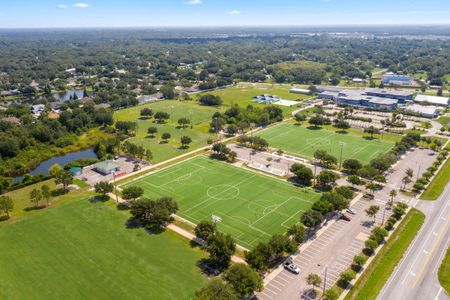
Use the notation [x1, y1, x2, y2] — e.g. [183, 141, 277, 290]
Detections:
[378, 184, 450, 300]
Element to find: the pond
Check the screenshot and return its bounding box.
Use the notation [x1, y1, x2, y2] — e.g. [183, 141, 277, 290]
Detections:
[13, 149, 98, 183]
[52, 88, 86, 102]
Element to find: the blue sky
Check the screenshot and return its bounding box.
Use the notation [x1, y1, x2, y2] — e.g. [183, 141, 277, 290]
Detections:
[0, 0, 450, 28]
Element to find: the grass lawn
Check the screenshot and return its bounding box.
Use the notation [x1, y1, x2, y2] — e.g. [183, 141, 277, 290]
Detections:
[345, 208, 425, 300]
[437, 116, 450, 130]
[420, 155, 450, 200]
[0, 199, 206, 300]
[115, 100, 218, 163]
[201, 84, 309, 115]
[438, 247, 450, 295]
[122, 156, 320, 249]
[257, 123, 395, 165]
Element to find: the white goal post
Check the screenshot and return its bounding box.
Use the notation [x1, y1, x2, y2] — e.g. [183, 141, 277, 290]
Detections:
[211, 215, 222, 223]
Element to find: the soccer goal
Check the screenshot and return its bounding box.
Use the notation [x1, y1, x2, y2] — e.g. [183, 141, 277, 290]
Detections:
[211, 215, 222, 223]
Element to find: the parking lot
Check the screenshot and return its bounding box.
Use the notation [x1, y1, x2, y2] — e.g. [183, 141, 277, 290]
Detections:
[76, 156, 147, 186]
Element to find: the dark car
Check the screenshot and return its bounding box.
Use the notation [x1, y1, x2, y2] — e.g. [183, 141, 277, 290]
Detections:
[340, 214, 351, 222]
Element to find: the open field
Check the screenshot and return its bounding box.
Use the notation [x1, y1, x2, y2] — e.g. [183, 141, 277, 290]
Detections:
[123, 156, 320, 248]
[257, 123, 395, 165]
[420, 154, 450, 200]
[438, 247, 450, 295]
[345, 208, 425, 300]
[0, 199, 206, 299]
[202, 84, 309, 115]
[437, 116, 450, 130]
[115, 100, 218, 163]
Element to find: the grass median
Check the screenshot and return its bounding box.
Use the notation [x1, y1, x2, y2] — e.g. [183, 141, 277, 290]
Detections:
[420, 155, 450, 200]
[345, 208, 425, 300]
[438, 247, 450, 295]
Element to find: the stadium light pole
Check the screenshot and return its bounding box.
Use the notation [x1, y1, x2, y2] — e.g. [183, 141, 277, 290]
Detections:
[323, 266, 328, 295]
[339, 142, 345, 170]
[112, 171, 119, 203]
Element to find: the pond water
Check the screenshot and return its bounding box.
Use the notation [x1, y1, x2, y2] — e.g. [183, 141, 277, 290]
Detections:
[52, 88, 86, 102]
[13, 149, 98, 183]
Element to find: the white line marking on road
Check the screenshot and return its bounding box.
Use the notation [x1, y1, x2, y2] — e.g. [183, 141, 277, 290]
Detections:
[435, 287, 443, 300]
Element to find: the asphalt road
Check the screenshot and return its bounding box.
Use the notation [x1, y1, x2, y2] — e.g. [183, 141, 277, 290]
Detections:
[378, 184, 450, 300]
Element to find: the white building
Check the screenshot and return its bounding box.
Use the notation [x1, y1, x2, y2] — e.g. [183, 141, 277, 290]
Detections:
[414, 95, 449, 107]
[405, 104, 439, 119]
[382, 72, 412, 86]
[290, 88, 311, 95]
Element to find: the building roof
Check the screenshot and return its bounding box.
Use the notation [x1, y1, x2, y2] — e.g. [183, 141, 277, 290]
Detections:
[93, 160, 120, 172]
[290, 88, 311, 94]
[414, 94, 449, 106]
[367, 97, 398, 105]
[364, 88, 413, 97]
[406, 104, 438, 115]
[316, 86, 343, 93]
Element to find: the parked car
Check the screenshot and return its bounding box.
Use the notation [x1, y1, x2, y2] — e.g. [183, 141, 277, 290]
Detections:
[364, 193, 375, 200]
[340, 214, 351, 222]
[284, 258, 300, 274]
[346, 208, 356, 215]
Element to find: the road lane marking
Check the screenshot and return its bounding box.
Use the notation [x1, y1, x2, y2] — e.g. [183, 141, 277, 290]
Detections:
[435, 287, 443, 300]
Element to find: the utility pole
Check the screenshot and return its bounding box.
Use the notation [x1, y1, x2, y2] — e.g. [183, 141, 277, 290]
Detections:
[339, 142, 345, 169]
[323, 266, 328, 295]
[314, 159, 318, 186]
[381, 204, 386, 225]
[112, 172, 119, 203]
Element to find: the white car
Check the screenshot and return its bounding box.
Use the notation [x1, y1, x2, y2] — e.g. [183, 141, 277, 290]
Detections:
[284, 263, 300, 274]
[346, 208, 356, 215]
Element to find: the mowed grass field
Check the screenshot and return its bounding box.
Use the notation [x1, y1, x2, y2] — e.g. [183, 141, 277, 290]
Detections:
[203, 84, 309, 115]
[115, 101, 218, 163]
[257, 123, 395, 165]
[123, 156, 320, 249]
[0, 199, 206, 300]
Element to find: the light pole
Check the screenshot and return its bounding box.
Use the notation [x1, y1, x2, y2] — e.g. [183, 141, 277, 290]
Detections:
[323, 266, 328, 295]
[189, 110, 193, 129]
[313, 159, 318, 186]
[381, 204, 387, 225]
[339, 142, 345, 170]
[170, 105, 174, 123]
[214, 117, 219, 140]
[112, 172, 119, 203]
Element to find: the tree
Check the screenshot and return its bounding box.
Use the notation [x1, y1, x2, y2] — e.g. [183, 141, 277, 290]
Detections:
[41, 184, 52, 206]
[366, 182, 377, 196]
[316, 170, 338, 189]
[224, 263, 263, 298]
[339, 271, 355, 286]
[389, 189, 397, 205]
[154, 111, 170, 123]
[54, 170, 73, 193]
[309, 115, 325, 128]
[180, 136, 192, 148]
[140, 108, 153, 118]
[195, 220, 217, 243]
[122, 186, 144, 202]
[364, 126, 379, 139]
[199, 94, 223, 106]
[306, 273, 322, 290]
[161, 132, 171, 143]
[245, 242, 273, 271]
[334, 119, 350, 131]
[353, 255, 367, 270]
[269, 234, 297, 257]
[0, 195, 14, 218]
[321, 192, 349, 211]
[178, 117, 191, 128]
[195, 278, 239, 300]
[365, 205, 380, 223]
[48, 163, 62, 177]
[347, 175, 362, 186]
[402, 175, 412, 190]
[147, 126, 158, 137]
[323, 288, 339, 300]
[160, 84, 176, 99]
[301, 210, 324, 228]
[290, 163, 313, 186]
[130, 197, 178, 230]
[287, 224, 306, 244]
[405, 168, 414, 178]
[312, 199, 334, 215]
[30, 188, 42, 208]
[294, 113, 307, 124]
[94, 181, 113, 198]
[342, 159, 362, 174]
[207, 232, 236, 270]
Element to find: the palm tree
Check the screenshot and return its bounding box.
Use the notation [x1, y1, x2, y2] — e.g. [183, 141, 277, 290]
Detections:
[389, 189, 397, 205]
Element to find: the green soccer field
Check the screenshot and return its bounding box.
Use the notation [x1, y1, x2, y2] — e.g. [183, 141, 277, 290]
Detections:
[123, 156, 320, 249]
[257, 123, 394, 165]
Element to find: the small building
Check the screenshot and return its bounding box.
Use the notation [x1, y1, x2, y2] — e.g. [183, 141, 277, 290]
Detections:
[381, 72, 412, 86]
[93, 160, 121, 175]
[405, 105, 439, 119]
[414, 95, 449, 107]
[69, 167, 82, 176]
[290, 88, 311, 95]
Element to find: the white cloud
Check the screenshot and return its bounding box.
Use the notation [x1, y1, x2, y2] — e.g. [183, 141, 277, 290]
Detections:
[186, 0, 202, 5]
[57, 4, 68, 9]
[73, 3, 90, 8]
[228, 10, 241, 15]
